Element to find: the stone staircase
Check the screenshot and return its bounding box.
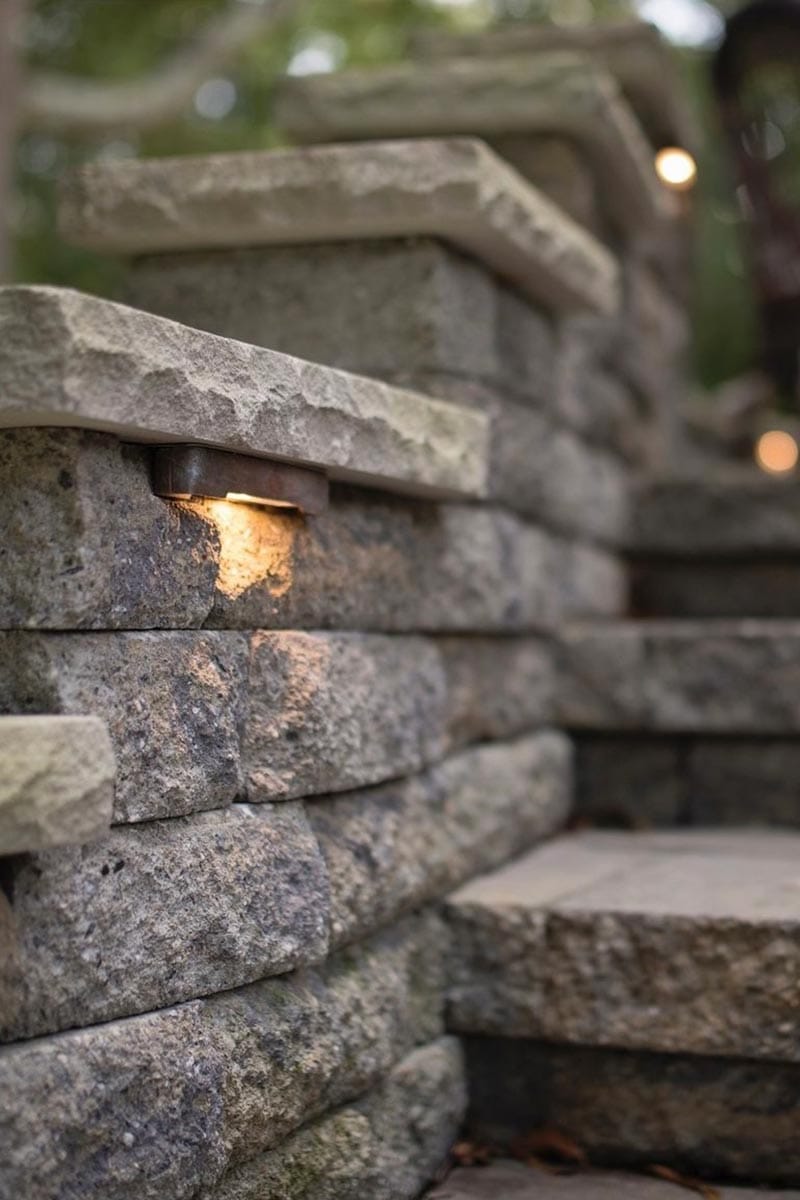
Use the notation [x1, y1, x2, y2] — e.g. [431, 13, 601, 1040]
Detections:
[2, 17, 798, 1200]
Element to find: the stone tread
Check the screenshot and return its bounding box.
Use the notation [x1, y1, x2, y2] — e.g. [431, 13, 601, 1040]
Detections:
[60, 138, 618, 315]
[0, 285, 488, 501]
[445, 828, 800, 1060]
[556, 619, 800, 732]
[426, 1161, 799, 1199]
[274, 56, 665, 234]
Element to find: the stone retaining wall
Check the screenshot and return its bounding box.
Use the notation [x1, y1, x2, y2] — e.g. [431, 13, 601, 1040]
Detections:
[0, 29, 691, 1199]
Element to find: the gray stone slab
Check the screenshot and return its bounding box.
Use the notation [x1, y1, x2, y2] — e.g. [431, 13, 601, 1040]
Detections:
[631, 559, 800, 619]
[243, 632, 448, 802]
[0, 285, 489, 501]
[275, 57, 665, 236]
[309, 732, 572, 948]
[426, 1161, 791, 1199]
[211, 1037, 465, 1200]
[61, 139, 618, 315]
[439, 637, 554, 744]
[0, 914, 444, 1200]
[556, 620, 800, 732]
[463, 1039, 800, 1186]
[445, 829, 800, 1060]
[688, 739, 800, 828]
[574, 736, 684, 827]
[0, 630, 248, 823]
[0, 801, 328, 1040]
[0, 714, 114, 854]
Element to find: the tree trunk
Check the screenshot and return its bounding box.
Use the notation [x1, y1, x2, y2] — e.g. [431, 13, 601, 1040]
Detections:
[0, 0, 27, 281]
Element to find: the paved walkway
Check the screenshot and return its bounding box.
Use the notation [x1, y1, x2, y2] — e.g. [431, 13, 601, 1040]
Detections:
[427, 1161, 800, 1198]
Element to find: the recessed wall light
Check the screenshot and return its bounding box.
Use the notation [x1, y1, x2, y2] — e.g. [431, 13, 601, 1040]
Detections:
[150, 445, 329, 514]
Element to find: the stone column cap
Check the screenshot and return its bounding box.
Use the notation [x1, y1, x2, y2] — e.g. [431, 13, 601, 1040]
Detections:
[273, 54, 667, 235]
[0, 285, 489, 500]
[0, 714, 115, 854]
[59, 137, 618, 316]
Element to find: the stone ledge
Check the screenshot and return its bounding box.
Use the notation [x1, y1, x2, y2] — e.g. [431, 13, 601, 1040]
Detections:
[0, 802, 329, 1041]
[212, 1037, 465, 1200]
[60, 138, 618, 315]
[445, 829, 800, 1061]
[0, 915, 444, 1200]
[0, 285, 488, 502]
[274, 58, 665, 236]
[0, 714, 114, 855]
[556, 619, 800, 732]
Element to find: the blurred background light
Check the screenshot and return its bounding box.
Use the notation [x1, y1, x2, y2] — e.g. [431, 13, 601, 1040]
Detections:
[655, 146, 698, 190]
[755, 429, 799, 474]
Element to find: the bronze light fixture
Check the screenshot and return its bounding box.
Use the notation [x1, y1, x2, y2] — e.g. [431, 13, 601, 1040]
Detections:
[713, 0, 800, 403]
[151, 445, 329, 514]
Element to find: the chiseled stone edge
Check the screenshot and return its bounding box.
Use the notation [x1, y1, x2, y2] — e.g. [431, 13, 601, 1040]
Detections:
[0, 714, 115, 855]
[0, 285, 489, 502]
[59, 138, 618, 315]
[273, 57, 664, 234]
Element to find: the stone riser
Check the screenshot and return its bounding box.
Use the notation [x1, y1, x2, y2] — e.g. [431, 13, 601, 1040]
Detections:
[631, 559, 800, 619]
[462, 1038, 800, 1186]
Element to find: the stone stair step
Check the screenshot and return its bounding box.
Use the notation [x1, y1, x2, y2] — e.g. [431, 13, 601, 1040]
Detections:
[427, 1161, 800, 1199]
[444, 829, 800, 1062]
[557, 619, 800, 732]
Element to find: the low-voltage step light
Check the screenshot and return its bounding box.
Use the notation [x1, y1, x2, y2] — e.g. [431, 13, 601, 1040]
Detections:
[151, 445, 329, 514]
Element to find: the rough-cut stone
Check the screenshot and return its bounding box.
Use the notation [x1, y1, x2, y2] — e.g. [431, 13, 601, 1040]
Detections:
[210, 1037, 466, 1200]
[438, 637, 554, 744]
[61, 139, 618, 315]
[0, 915, 444, 1200]
[427, 1161, 788, 1199]
[556, 620, 800, 732]
[489, 134, 603, 234]
[0, 285, 489, 501]
[126, 238, 557, 412]
[574, 735, 685, 827]
[0, 715, 114, 854]
[410, 19, 696, 153]
[463, 1039, 800, 1185]
[0, 427, 219, 630]
[688, 739, 800, 827]
[445, 829, 800, 1061]
[0, 801, 328, 1040]
[633, 470, 800, 555]
[309, 732, 572, 947]
[243, 632, 447, 801]
[275, 58, 664, 235]
[556, 329, 651, 464]
[0, 630, 247, 823]
[631, 560, 800, 619]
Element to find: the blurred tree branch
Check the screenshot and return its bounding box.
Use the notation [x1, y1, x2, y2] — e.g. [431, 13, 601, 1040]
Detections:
[20, 0, 299, 136]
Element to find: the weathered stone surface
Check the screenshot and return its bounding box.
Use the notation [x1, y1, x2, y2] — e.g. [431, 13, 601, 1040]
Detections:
[243, 633, 447, 801]
[0, 715, 114, 854]
[211, 1037, 466, 1200]
[0, 285, 489, 501]
[556, 328, 651, 465]
[688, 739, 800, 827]
[0, 630, 247, 823]
[489, 134, 603, 234]
[0, 427, 219, 630]
[62, 139, 618, 315]
[574, 735, 684, 827]
[439, 637, 554, 744]
[427, 1161, 789, 1199]
[0, 801, 328, 1040]
[445, 829, 800, 1061]
[556, 620, 800, 732]
[631, 560, 800, 619]
[309, 732, 572, 947]
[127, 238, 556, 409]
[463, 1039, 800, 1185]
[275, 58, 664, 236]
[620, 258, 688, 416]
[0, 915, 444, 1200]
[633, 470, 800, 556]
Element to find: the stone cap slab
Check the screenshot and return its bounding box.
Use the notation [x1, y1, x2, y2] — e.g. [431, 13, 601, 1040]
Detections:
[0, 285, 489, 501]
[0, 714, 114, 854]
[274, 55, 666, 235]
[60, 138, 618, 316]
[410, 20, 697, 153]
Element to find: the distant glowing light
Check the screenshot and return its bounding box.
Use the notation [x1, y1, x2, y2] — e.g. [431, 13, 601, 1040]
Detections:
[655, 147, 698, 191]
[756, 429, 799, 474]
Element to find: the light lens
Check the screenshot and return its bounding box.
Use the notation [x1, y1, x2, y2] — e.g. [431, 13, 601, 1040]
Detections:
[655, 146, 698, 191]
[755, 429, 799, 474]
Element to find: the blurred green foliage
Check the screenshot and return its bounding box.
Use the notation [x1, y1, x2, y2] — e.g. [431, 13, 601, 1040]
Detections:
[14, 0, 758, 387]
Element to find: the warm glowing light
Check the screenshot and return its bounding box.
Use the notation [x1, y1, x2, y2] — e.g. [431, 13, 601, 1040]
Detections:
[755, 429, 799, 474]
[655, 146, 698, 191]
[225, 492, 295, 508]
[194, 499, 297, 600]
